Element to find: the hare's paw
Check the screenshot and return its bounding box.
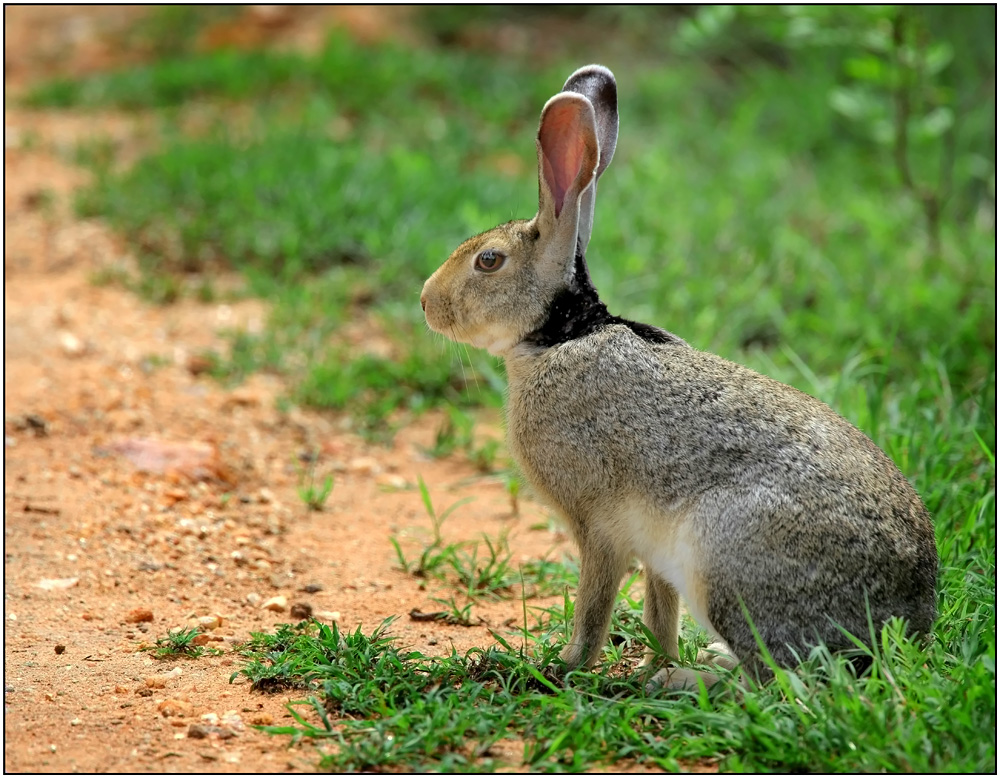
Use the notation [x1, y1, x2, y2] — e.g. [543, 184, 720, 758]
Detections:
[696, 641, 739, 671]
[645, 664, 723, 693]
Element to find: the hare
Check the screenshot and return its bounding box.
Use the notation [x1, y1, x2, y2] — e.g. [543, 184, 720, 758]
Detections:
[420, 65, 938, 688]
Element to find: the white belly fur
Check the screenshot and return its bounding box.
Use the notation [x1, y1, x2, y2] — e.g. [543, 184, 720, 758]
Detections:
[614, 499, 717, 639]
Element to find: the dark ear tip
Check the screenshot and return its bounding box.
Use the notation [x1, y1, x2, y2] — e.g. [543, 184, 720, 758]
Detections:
[562, 65, 617, 113]
[565, 64, 616, 85]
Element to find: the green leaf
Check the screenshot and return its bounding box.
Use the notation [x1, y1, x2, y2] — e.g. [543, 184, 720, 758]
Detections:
[916, 106, 954, 140]
[845, 55, 887, 83]
[925, 42, 954, 76]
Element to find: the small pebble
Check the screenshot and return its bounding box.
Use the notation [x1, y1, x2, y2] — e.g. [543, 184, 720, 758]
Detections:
[301, 583, 323, 594]
[348, 456, 381, 476]
[70, 717, 82, 726]
[376, 473, 407, 490]
[125, 607, 154, 624]
[54, 644, 66, 655]
[158, 698, 193, 718]
[245, 592, 261, 606]
[58, 331, 86, 357]
[196, 614, 222, 630]
[261, 596, 286, 613]
[289, 603, 312, 620]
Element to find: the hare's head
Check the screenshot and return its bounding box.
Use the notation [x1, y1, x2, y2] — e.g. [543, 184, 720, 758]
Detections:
[421, 65, 619, 356]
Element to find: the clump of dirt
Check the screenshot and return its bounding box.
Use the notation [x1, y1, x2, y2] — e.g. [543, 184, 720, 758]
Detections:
[4, 7, 568, 772]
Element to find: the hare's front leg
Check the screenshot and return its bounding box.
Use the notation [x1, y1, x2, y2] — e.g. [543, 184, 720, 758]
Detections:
[639, 571, 681, 669]
[559, 535, 628, 671]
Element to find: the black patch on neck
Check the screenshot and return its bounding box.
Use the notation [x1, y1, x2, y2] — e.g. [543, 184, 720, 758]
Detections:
[523, 247, 686, 348]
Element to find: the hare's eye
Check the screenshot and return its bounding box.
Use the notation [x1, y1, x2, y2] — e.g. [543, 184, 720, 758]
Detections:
[475, 249, 506, 273]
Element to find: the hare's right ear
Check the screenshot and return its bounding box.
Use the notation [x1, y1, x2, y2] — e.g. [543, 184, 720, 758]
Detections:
[535, 93, 599, 277]
[561, 65, 618, 252]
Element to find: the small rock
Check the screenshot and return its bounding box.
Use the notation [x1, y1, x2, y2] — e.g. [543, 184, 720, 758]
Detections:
[135, 687, 154, 697]
[376, 473, 407, 490]
[300, 583, 323, 594]
[249, 713, 273, 726]
[186, 355, 213, 376]
[187, 723, 211, 739]
[348, 456, 381, 476]
[196, 614, 222, 630]
[59, 331, 86, 357]
[245, 593, 261, 607]
[158, 698, 194, 718]
[145, 675, 168, 689]
[224, 387, 261, 407]
[261, 596, 286, 613]
[23, 414, 49, 436]
[70, 717, 83, 726]
[125, 607, 154, 623]
[36, 577, 79, 591]
[54, 644, 66, 655]
[315, 610, 340, 623]
[289, 603, 312, 620]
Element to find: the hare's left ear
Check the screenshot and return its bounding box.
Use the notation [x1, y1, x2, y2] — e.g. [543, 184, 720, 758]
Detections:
[561, 65, 618, 252]
[535, 93, 600, 270]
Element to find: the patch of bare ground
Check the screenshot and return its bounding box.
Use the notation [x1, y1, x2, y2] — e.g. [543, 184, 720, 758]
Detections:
[2, 7, 580, 773]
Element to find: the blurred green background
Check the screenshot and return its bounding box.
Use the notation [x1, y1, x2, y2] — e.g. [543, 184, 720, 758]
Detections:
[23, 5, 994, 440]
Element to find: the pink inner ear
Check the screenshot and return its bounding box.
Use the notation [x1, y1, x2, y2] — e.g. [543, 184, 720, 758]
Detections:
[539, 101, 589, 218]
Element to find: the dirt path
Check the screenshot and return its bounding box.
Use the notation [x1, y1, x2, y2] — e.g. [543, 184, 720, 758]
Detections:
[4, 8, 568, 773]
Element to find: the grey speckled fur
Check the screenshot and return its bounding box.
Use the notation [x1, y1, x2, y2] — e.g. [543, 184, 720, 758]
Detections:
[421, 64, 938, 685]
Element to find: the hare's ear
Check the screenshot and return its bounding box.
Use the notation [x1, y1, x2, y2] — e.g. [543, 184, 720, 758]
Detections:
[560, 65, 618, 252]
[535, 93, 599, 270]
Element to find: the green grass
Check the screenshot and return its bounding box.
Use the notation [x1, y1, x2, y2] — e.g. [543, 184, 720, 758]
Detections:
[233, 594, 993, 772]
[26, 6, 995, 772]
[142, 627, 223, 660]
[55, 27, 993, 432]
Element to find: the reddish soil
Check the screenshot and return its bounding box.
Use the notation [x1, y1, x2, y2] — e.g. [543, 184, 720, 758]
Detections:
[4, 7, 572, 772]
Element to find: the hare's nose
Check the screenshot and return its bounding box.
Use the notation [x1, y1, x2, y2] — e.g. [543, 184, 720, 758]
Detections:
[420, 294, 427, 312]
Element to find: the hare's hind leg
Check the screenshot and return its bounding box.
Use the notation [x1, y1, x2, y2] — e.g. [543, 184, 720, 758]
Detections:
[639, 571, 681, 668]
